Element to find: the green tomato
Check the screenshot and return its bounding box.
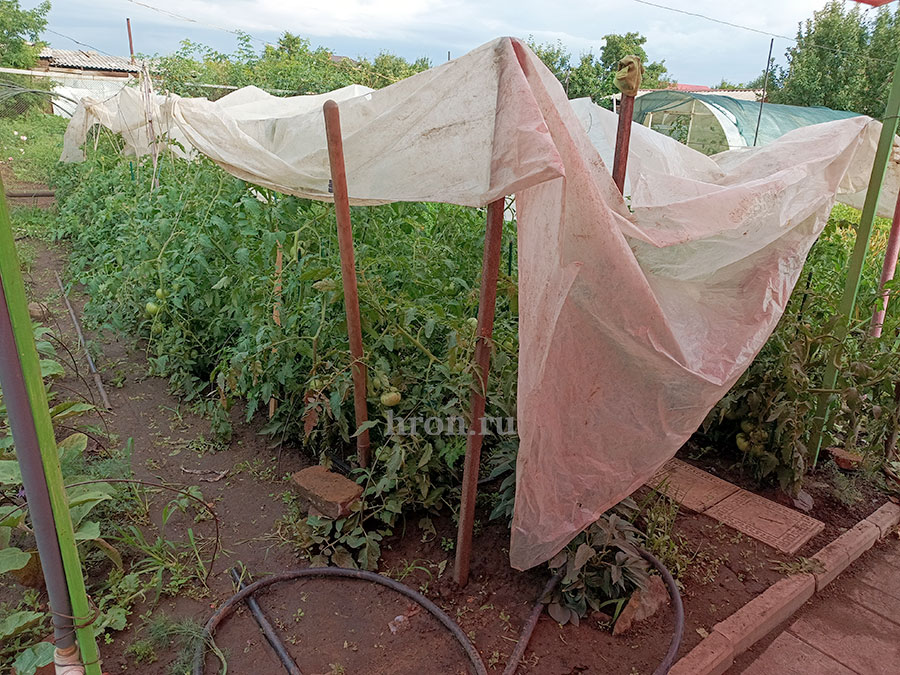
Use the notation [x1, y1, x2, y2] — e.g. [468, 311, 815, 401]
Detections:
[155, 288, 166, 300]
[467, 317, 479, 330]
[735, 432, 750, 453]
[145, 302, 160, 317]
[380, 391, 402, 407]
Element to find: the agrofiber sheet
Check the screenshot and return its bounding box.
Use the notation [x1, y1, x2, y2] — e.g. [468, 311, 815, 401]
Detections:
[62, 37, 900, 569]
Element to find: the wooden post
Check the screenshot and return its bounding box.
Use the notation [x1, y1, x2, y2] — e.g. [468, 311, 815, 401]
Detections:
[870, 189, 900, 337]
[269, 241, 283, 418]
[454, 198, 505, 586]
[323, 100, 371, 467]
[126, 18, 135, 65]
[612, 93, 635, 194]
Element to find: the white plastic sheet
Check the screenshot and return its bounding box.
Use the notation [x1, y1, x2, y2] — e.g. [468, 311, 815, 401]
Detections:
[62, 37, 900, 570]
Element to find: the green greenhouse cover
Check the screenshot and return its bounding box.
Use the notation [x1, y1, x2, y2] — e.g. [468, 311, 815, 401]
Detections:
[632, 91, 861, 152]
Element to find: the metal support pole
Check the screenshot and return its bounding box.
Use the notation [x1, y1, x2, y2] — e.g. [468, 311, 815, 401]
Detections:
[612, 93, 635, 193]
[809, 49, 900, 465]
[870, 188, 900, 337]
[753, 39, 774, 147]
[0, 183, 102, 672]
[0, 275, 76, 649]
[454, 199, 505, 587]
[323, 100, 371, 468]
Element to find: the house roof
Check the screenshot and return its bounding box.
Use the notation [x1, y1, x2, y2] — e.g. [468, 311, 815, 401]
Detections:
[38, 47, 139, 73]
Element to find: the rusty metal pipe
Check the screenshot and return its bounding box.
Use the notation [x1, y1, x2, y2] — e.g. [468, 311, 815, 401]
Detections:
[612, 94, 635, 194]
[323, 100, 371, 467]
[453, 198, 505, 586]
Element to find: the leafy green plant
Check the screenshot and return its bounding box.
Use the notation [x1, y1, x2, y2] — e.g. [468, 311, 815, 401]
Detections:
[544, 502, 651, 626]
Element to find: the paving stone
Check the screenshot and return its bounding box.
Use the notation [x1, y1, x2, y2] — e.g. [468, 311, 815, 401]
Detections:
[668, 630, 733, 675]
[705, 490, 824, 554]
[858, 549, 900, 602]
[291, 465, 362, 519]
[740, 631, 856, 675]
[866, 502, 900, 538]
[648, 459, 740, 512]
[788, 597, 900, 675]
[713, 574, 815, 654]
[812, 521, 879, 591]
[843, 577, 900, 627]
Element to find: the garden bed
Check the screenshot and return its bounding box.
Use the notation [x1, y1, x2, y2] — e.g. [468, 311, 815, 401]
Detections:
[0, 238, 799, 674]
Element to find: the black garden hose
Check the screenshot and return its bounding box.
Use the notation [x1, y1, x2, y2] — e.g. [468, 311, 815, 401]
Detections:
[637, 545, 685, 675]
[502, 545, 684, 675]
[194, 546, 684, 675]
[191, 567, 488, 675]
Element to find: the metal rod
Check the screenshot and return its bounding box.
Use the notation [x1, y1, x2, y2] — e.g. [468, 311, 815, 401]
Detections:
[809, 48, 900, 465]
[454, 199, 505, 587]
[0, 183, 102, 672]
[126, 18, 135, 65]
[870, 188, 900, 337]
[229, 568, 301, 675]
[612, 93, 635, 193]
[54, 271, 112, 411]
[753, 39, 774, 147]
[0, 277, 76, 649]
[323, 100, 371, 467]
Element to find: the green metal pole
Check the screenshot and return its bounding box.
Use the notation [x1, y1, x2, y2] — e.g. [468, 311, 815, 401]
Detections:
[0, 180, 103, 673]
[809, 50, 900, 466]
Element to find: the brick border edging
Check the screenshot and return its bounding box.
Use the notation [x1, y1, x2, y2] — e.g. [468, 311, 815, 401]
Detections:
[668, 501, 900, 675]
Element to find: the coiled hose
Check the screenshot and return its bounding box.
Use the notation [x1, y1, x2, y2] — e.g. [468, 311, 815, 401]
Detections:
[192, 546, 683, 675]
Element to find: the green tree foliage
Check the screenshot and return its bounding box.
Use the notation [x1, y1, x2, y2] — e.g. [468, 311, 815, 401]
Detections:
[772, 1, 900, 116]
[0, 0, 49, 69]
[528, 32, 670, 104]
[154, 31, 430, 99]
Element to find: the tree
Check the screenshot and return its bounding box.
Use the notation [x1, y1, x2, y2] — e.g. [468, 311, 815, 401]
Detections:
[528, 32, 670, 105]
[772, 1, 900, 116]
[0, 0, 50, 69]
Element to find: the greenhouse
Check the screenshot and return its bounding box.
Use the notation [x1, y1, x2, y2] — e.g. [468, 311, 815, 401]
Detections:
[632, 90, 861, 153]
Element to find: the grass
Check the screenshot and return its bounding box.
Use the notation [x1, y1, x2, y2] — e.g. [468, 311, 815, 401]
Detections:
[0, 112, 68, 184]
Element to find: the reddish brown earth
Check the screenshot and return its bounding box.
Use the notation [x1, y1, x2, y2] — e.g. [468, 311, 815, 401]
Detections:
[4, 230, 844, 675]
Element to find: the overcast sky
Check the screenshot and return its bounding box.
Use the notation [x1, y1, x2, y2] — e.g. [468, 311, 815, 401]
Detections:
[24, 0, 872, 86]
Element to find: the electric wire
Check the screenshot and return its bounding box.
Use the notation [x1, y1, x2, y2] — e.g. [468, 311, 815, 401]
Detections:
[629, 0, 898, 66]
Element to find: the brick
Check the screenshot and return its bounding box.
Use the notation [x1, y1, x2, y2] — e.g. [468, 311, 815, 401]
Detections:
[291, 465, 362, 519]
[812, 521, 879, 591]
[865, 502, 900, 539]
[713, 573, 815, 654]
[668, 630, 733, 675]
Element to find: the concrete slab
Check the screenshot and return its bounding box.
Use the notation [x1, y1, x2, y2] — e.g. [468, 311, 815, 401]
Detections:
[788, 598, 900, 675]
[843, 578, 900, 627]
[705, 490, 824, 554]
[648, 459, 740, 512]
[857, 549, 900, 602]
[739, 631, 857, 675]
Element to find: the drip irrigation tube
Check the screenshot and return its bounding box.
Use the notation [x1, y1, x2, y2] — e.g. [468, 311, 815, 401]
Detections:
[194, 546, 684, 675]
[229, 568, 301, 675]
[191, 567, 489, 675]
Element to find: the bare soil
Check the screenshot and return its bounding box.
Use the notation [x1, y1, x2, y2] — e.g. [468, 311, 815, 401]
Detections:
[3, 232, 815, 675]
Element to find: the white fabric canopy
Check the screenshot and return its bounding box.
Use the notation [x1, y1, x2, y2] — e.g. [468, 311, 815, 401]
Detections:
[62, 37, 900, 570]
